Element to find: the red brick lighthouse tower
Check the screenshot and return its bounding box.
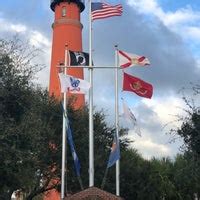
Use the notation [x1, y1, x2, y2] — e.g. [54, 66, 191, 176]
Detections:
[49, 0, 85, 108]
[45, 1, 85, 199]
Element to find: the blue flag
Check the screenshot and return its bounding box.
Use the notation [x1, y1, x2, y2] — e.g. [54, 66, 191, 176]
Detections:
[107, 133, 120, 168]
[67, 122, 81, 177]
[61, 103, 81, 176]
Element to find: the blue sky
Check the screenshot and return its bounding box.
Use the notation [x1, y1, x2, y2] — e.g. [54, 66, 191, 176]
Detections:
[1, 0, 200, 159]
[158, 0, 200, 12]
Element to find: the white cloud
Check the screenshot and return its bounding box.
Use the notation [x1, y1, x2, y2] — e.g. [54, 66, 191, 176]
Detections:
[127, 0, 160, 14]
[0, 18, 26, 33]
[28, 31, 51, 87]
[185, 26, 200, 40]
[127, 0, 200, 43]
[127, 0, 200, 25]
[0, 16, 51, 49]
[0, 16, 51, 88]
[29, 31, 51, 48]
[163, 7, 200, 26]
[128, 134, 171, 159]
[197, 59, 200, 69]
[10, 24, 27, 33]
[141, 96, 185, 127]
[123, 95, 187, 158]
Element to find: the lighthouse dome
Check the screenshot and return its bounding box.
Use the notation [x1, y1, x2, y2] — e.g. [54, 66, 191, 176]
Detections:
[50, 0, 85, 12]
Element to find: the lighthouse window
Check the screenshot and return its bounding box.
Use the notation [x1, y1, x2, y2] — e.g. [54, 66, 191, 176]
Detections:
[62, 7, 66, 17]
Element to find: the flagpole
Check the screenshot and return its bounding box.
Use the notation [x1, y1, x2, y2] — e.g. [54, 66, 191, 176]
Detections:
[61, 47, 68, 199]
[115, 45, 120, 196]
[57, 66, 119, 69]
[89, 0, 94, 187]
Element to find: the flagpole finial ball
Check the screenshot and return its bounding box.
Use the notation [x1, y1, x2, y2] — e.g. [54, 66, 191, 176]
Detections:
[50, 0, 85, 12]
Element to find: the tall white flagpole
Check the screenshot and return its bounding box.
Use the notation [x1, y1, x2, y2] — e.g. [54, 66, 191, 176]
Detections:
[61, 47, 68, 199]
[89, 0, 94, 187]
[115, 45, 120, 196]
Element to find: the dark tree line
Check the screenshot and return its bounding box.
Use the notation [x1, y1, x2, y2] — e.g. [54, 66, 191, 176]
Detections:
[1, 38, 200, 200]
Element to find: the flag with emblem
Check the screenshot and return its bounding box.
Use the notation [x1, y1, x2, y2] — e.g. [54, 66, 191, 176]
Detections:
[68, 50, 89, 66]
[123, 72, 153, 98]
[107, 133, 120, 168]
[118, 50, 150, 69]
[58, 73, 91, 94]
[91, 2, 123, 21]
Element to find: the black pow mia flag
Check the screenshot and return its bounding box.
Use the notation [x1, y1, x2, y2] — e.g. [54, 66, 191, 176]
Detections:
[68, 50, 89, 66]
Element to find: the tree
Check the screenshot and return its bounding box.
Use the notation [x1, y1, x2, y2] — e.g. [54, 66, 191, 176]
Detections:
[169, 85, 200, 199]
[0, 37, 131, 199]
[4, 37, 200, 200]
[0, 38, 63, 199]
[172, 153, 199, 200]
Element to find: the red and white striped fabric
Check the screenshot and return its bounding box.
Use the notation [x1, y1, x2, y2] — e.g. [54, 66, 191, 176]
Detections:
[118, 50, 150, 69]
[91, 2, 123, 21]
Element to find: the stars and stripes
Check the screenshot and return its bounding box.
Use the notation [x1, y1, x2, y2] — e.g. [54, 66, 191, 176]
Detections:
[91, 2, 123, 21]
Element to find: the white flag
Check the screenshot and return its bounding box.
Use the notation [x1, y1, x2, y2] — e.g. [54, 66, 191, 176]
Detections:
[118, 50, 150, 69]
[58, 73, 91, 94]
[122, 99, 141, 137]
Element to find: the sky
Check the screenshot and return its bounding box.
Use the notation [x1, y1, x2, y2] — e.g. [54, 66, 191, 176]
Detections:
[1, 0, 200, 159]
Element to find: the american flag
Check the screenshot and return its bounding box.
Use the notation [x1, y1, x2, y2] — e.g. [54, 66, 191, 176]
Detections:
[91, 2, 123, 21]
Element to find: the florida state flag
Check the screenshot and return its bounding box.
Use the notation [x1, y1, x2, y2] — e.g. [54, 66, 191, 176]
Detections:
[118, 50, 150, 69]
[123, 72, 153, 98]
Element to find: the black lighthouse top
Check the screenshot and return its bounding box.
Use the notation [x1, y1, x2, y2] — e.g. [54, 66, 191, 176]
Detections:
[50, 0, 85, 12]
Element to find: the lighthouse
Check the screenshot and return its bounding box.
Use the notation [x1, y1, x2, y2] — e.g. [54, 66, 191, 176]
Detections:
[44, 1, 86, 199]
[49, 0, 85, 108]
